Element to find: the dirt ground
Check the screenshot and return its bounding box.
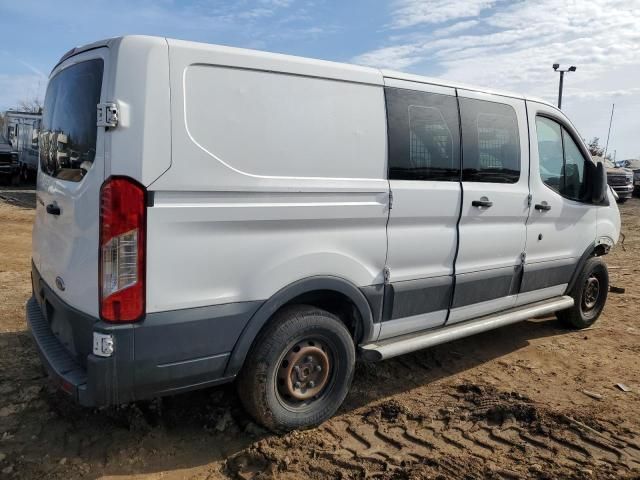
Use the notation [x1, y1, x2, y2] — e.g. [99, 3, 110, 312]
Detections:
[0, 185, 639, 480]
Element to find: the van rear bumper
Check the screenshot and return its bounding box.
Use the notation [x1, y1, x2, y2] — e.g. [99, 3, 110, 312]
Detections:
[27, 265, 261, 407]
[26, 296, 93, 404]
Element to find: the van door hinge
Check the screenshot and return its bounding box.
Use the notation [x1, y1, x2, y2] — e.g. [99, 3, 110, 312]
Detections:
[520, 252, 526, 264]
[527, 193, 533, 207]
[389, 190, 394, 209]
[97, 102, 119, 128]
[383, 266, 391, 285]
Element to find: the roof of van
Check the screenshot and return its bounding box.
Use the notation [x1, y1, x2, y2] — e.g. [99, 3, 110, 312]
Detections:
[54, 35, 557, 109]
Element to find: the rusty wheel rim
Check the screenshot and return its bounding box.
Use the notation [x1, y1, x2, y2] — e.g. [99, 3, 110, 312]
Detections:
[277, 340, 331, 403]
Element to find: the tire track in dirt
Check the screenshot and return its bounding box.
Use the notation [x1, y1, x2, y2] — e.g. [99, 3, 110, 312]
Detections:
[228, 384, 640, 479]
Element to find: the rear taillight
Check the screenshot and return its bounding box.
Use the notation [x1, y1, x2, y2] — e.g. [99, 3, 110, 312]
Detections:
[99, 176, 146, 322]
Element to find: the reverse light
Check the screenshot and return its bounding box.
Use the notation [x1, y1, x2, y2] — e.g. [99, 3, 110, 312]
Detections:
[99, 177, 146, 322]
[93, 332, 115, 357]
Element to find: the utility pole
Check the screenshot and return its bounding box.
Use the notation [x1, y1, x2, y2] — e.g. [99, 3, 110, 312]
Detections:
[553, 63, 576, 109]
[604, 103, 615, 161]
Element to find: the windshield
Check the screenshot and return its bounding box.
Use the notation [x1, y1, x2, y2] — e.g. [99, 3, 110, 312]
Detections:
[39, 59, 103, 182]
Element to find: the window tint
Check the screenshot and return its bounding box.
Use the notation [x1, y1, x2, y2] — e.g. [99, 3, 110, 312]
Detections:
[40, 59, 103, 182]
[459, 98, 520, 183]
[535, 115, 590, 201]
[385, 87, 461, 181]
[535, 116, 564, 192]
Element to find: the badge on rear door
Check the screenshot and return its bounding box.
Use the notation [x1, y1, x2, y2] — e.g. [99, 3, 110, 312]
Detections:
[55, 276, 65, 291]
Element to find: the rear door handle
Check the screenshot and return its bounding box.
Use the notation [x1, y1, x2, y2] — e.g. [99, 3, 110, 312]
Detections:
[46, 204, 60, 216]
[472, 199, 493, 208]
[534, 203, 551, 211]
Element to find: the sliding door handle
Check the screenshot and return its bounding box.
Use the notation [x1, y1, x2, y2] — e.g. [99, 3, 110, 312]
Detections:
[534, 203, 551, 211]
[472, 199, 493, 208]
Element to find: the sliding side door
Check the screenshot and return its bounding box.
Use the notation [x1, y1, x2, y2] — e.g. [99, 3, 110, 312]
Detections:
[380, 79, 462, 340]
[448, 90, 530, 324]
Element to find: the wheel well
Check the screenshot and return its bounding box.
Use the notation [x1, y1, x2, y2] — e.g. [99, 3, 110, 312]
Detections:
[594, 244, 610, 257]
[280, 290, 364, 343]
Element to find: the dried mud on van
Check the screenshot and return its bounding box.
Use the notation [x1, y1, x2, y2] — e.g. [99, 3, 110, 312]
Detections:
[1, 191, 640, 479]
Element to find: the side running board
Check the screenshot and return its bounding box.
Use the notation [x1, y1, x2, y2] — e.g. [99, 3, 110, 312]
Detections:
[360, 295, 574, 362]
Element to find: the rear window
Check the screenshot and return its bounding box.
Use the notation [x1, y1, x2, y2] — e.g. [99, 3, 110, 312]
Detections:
[40, 59, 103, 182]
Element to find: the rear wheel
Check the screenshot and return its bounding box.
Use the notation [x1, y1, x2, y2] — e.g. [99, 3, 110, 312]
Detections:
[237, 305, 355, 432]
[557, 256, 609, 329]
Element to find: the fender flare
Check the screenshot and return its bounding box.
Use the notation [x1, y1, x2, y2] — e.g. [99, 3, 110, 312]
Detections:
[224, 276, 375, 377]
[565, 243, 599, 295]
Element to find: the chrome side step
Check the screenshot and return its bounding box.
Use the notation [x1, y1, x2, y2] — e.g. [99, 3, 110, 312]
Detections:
[360, 295, 574, 362]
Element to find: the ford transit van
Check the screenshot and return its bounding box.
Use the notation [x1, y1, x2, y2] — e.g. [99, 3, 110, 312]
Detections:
[27, 36, 620, 432]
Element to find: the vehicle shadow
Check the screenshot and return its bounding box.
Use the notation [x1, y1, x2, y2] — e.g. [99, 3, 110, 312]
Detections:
[0, 315, 571, 478]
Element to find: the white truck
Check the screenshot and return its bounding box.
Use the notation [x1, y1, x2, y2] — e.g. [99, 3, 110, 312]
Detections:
[27, 36, 620, 432]
[5, 110, 41, 183]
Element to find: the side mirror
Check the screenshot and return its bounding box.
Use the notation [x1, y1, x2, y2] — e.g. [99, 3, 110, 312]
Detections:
[591, 161, 607, 204]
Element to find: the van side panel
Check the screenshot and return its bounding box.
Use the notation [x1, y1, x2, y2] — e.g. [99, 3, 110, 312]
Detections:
[146, 42, 388, 313]
[107, 36, 171, 186]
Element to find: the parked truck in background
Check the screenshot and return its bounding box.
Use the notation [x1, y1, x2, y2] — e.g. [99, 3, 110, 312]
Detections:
[0, 139, 19, 184]
[605, 159, 634, 203]
[5, 110, 41, 184]
[617, 159, 640, 196]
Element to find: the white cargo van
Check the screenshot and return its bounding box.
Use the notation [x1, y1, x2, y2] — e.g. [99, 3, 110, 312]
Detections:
[28, 36, 620, 432]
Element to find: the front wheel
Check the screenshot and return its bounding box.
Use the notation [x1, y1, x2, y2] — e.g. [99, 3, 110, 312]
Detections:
[557, 256, 609, 329]
[237, 305, 355, 432]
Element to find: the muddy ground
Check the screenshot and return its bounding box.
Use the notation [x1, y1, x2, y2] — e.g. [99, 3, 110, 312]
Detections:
[0, 185, 639, 479]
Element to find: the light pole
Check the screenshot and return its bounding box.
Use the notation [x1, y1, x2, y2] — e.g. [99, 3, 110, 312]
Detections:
[553, 63, 576, 109]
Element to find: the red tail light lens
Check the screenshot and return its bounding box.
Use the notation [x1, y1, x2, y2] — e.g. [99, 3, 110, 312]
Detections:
[99, 176, 146, 322]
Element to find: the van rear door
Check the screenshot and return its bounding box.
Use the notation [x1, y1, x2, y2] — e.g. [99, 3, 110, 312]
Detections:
[32, 49, 108, 317]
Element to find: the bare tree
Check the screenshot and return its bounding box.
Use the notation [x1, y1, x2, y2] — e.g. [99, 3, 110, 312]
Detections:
[586, 137, 605, 158]
[16, 97, 43, 114]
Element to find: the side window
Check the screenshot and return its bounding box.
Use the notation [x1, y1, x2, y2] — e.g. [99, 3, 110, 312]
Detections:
[535, 116, 564, 192]
[535, 115, 590, 201]
[385, 87, 461, 181]
[459, 98, 520, 183]
[562, 130, 587, 200]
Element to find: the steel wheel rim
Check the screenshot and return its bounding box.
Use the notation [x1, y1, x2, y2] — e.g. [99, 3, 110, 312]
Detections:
[582, 274, 600, 311]
[275, 338, 333, 409]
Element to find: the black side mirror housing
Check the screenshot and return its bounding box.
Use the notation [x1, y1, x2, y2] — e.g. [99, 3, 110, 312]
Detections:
[591, 161, 607, 204]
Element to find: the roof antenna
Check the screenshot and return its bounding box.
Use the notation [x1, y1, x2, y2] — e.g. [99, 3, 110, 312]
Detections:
[603, 103, 615, 161]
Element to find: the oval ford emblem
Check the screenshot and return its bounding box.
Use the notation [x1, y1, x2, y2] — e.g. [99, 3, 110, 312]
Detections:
[55, 276, 66, 291]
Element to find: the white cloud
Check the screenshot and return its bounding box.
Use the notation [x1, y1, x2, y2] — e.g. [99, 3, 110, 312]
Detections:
[431, 20, 479, 37]
[0, 74, 45, 111]
[566, 87, 640, 100]
[353, 0, 640, 158]
[390, 0, 498, 28]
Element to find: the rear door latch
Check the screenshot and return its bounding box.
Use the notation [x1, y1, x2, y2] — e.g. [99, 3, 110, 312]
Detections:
[97, 102, 118, 128]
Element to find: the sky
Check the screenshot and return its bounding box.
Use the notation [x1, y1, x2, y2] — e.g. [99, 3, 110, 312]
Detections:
[1, 0, 638, 159]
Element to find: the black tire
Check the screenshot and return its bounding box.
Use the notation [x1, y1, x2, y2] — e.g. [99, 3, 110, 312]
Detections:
[237, 304, 355, 432]
[21, 166, 29, 184]
[557, 256, 609, 329]
[617, 197, 628, 204]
